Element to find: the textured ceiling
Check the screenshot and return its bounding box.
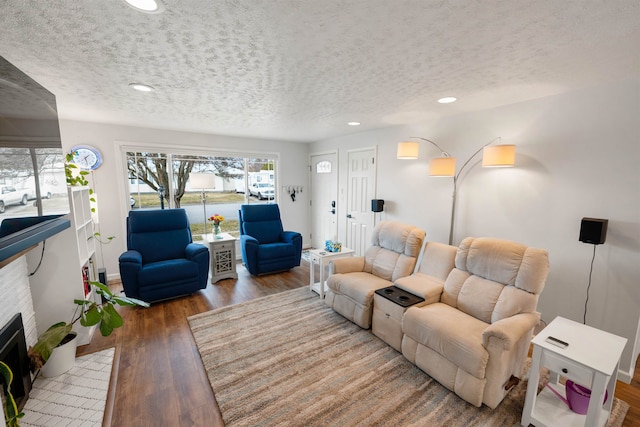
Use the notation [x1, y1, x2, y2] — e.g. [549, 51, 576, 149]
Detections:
[0, 1, 638, 142]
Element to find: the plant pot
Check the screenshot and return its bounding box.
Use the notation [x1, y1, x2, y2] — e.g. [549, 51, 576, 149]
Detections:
[40, 332, 77, 378]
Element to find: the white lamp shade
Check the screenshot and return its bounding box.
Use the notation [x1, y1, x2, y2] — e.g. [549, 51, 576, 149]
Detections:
[189, 173, 215, 189]
[397, 141, 419, 159]
[482, 145, 516, 167]
[429, 157, 456, 176]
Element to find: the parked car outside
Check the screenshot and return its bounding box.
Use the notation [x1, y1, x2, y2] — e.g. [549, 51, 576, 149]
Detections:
[0, 185, 30, 213]
[248, 182, 275, 200]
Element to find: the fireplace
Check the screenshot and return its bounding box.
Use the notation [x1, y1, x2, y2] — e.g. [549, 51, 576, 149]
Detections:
[0, 313, 31, 411]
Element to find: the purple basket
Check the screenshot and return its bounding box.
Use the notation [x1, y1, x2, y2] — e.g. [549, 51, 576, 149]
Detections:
[565, 380, 608, 415]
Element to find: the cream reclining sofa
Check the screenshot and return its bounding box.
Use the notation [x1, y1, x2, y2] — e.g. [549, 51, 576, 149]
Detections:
[401, 237, 549, 408]
[324, 221, 425, 329]
[372, 241, 457, 351]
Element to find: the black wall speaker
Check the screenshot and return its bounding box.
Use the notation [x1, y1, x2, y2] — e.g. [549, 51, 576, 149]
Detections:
[371, 199, 385, 213]
[579, 217, 608, 245]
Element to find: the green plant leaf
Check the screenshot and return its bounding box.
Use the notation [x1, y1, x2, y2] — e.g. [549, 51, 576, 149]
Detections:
[104, 303, 124, 329]
[80, 305, 101, 327]
[113, 295, 150, 307]
[0, 361, 23, 426]
[31, 322, 72, 363]
[91, 280, 112, 296]
[98, 304, 123, 337]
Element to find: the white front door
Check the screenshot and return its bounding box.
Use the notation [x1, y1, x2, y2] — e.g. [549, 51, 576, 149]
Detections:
[346, 147, 377, 256]
[310, 152, 338, 249]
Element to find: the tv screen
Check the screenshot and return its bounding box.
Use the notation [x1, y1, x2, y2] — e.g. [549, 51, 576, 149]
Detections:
[0, 55, 70, 263]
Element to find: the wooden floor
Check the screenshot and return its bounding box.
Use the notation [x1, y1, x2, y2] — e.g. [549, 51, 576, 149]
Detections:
[77, 259, 639, 427]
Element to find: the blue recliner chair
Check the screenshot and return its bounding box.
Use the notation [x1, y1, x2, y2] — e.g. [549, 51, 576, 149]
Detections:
[119, 209, 209, 303]
[238, 204, 302, 275]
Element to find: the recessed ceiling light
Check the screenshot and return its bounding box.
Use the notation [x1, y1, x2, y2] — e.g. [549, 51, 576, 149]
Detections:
[347, 122, 361, 126]
[123, 0, 165, 13]
[438, 97, 457, 104]
[129, 83, 155, 92]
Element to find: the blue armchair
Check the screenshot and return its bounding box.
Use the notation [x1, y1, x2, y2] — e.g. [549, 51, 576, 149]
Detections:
[238, 204, 302, 275]
[118, 209, 209, 303]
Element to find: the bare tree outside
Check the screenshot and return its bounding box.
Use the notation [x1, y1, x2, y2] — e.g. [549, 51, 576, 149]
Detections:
[127, 152, 195, 208]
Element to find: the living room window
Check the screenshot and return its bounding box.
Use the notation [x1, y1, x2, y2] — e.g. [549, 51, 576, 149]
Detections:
[125, 150, 277, 238]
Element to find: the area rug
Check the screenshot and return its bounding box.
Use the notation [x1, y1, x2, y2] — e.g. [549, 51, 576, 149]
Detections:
[20, 347, 115, 427]
[188, 288, 630, 427]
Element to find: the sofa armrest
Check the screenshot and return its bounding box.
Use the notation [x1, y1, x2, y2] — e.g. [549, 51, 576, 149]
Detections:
[119, 249, 142, 266]
[185, 242, 208, 259]
[482, 312, 540, 350]
[281, 231, 301, 243]
[118, 250, 142, 299]
[329, 256, 365, 274]
[395, 273, 444, 304]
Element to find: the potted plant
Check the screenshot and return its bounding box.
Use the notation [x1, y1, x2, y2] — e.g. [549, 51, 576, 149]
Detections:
[28, 281, 149, 377]
[0, 361, 23, 427]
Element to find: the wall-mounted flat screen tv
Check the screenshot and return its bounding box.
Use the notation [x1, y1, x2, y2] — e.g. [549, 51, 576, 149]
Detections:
[0, 55, 70, 263]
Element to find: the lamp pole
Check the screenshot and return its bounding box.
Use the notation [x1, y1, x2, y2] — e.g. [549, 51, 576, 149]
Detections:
[411, 136, 501, 245]
[447, 137, 501, 245]
[201, 188, 207, 236]
[158, 185, 165, 209]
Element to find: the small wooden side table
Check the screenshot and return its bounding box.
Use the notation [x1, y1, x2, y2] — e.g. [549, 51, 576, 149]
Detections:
[308, 248, 355, 298]
[521, 316, 627, 427]
[206, 233, 238, 283]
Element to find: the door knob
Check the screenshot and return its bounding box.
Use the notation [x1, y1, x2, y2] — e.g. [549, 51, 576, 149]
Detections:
[330, 209, 336, 214]
[347, 214, 353, 218]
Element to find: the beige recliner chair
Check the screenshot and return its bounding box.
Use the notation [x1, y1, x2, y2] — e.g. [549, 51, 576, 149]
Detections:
[324, 221, 425, 329]
[401, 237, 549, 408]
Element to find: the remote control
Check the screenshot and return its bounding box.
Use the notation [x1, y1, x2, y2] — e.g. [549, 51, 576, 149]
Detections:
[545, 336, 569, 348]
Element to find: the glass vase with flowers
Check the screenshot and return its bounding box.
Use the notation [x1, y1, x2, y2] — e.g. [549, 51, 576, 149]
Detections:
[208, 214, 225, 238]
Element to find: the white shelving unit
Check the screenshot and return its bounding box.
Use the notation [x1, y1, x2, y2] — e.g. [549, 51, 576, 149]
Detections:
[27, 186, 99, 349]
[67, 186, 98, 346]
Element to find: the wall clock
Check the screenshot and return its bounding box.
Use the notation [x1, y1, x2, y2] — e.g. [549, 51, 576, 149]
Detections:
[71, 145, 103, 170]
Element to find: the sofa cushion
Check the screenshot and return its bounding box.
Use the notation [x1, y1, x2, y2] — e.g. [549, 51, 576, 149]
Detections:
[362, 222, 425, 282]
[138, 258, 199, 287]
[443, 237, 549, 323]
[394, 273, 445, 304]
[416, 241, 457, 279]
[257, 242, 296, 259]
[328, 272, 392, 303]
[403, 303, 489, 378]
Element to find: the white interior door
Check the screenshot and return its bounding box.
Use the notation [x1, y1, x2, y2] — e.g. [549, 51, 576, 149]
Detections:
[346, 147, 376, 256]
[310, 152, 338, 249]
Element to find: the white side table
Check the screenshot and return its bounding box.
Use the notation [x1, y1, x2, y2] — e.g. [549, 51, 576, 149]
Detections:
[308, 248, 355, 298]
[521, 316, 627, 427]
[206, 233, 238, 283]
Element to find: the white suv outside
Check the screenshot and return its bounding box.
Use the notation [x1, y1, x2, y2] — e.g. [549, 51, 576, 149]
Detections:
[249, 183, 275, 200]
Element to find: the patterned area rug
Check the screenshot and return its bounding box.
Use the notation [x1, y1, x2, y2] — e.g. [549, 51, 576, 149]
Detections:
[188, 288, 629, 427]
[20, 348, 114, 426]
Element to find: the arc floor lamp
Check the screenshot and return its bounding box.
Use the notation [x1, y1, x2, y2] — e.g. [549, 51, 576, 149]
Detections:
[398, 137, 516, 245]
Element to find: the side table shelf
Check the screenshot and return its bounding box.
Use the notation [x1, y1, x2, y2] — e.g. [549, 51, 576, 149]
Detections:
[206, 233, 238, 283]
[521, 316, 627, 427]
[308, 248, 355, 298]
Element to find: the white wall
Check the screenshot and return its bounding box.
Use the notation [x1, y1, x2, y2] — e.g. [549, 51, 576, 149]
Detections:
[311, 79, 640, 381]
[0, 257, 38, 348]
[57, 120, 311, 280]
